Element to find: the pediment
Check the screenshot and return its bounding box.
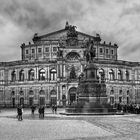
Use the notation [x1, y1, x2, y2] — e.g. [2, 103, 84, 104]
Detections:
[39, 29, 67, 40]
[37, 29, 95, 41]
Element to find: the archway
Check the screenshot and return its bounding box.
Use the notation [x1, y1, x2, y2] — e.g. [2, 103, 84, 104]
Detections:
[20, 98, 24, 106]
[39, 69, 45, 81]
[66, 52, 80, 61]
[29, 90, 34, 106]
[11, 71, 16, 82]
[19, 90, 24, 106]
[68, 87, 77, 104]
[28, 69, 35, 81]
[11, 91, 15, 107]
[19, 70, 24, 81]
[39, 90, 45, 106]
[98, 68, 105, 81]
[50, 90, 57, 105]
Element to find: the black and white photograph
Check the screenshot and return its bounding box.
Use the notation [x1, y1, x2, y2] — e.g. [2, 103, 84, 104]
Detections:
[0, 0, 140, 139]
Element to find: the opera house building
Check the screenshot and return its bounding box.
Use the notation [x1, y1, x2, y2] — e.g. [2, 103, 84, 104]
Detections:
[0, 22, 140, 107]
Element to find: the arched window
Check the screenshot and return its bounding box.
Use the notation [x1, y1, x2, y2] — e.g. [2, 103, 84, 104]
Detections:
[29, 90, 34, 95]
[127, 90, 129, 95]
[119, 89, 122, 95]
[110, 88, 114, 95]
[118, 70, 122, 80]
[19, 70, 24, 81]
[19, 90, 24, 96]
[11, 91, 15, 107]
[69, 87, 77, 104]
[39, 89, 45, 95]
[66, 52, 80, 61]
[28, 69, 34, 81]
[126, 70, 129, 81]
[29, 90, 34, 106]
[50, 69, 57, 81]
[11, 71, 16, 82]
[127, 90, 129, 104]
[11, 91, 15, 96]
[109, 69, 114, 80]
[98, 69, 105, 81]
[110, 96, 114, 105]
[39, 69, 45, 81]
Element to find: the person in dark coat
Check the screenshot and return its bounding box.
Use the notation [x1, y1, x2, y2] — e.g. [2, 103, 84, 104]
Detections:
[42, 106, 45, 118]
[54, 104, 57, 114]
[52, 104, 55, 114]
[17, 105, 23, 121]
[38, 106, 42, 118]
[31, 105, 36, 116]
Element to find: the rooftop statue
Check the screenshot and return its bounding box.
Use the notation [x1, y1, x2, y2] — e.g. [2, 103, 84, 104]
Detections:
[57, 47, 63, 58]
[66, 22, 78, 38]
[66, 23, 78, 46]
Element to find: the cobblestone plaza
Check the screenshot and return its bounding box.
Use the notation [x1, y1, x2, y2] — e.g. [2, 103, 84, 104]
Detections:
[0, 109, 140, 140]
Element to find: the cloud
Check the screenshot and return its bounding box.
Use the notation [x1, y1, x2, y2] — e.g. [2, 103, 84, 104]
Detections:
[0, 0, 85, 32]
[0, 0, 140, 62]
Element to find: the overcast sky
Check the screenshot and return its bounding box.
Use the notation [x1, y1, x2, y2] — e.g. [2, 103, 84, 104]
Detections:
[0, 0, 140, 62]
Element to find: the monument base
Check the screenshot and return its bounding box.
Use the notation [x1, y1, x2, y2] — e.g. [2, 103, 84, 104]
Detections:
[65, 99, 117, 115]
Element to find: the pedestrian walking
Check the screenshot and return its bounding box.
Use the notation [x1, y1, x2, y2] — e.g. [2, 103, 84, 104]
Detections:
[42, 106, 45, 118]
[31, 105, 36, 116]
[52, 104, 55, 114]
[54, 104, 57, 114]
[38, 106, 42, 118]
[17, 105, 23, 121]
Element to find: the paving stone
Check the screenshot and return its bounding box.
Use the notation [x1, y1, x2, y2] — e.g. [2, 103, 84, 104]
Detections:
[0, 109, 140, 140]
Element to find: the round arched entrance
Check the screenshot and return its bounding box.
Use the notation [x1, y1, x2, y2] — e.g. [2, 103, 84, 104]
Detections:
[50, 90, 57, 105]
[11, 91, 15, 108]
[29, 90, 34, 106]
[68, 87, 77, 104]
[19, 90, 24, 106]
[39, 90, 45, 106]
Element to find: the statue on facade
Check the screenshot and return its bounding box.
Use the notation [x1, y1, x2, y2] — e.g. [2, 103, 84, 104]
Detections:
[70, 65, 77, 79]
[85, 39, 96, 62]
[78, 73, 84, 82]
[57, 47, 63, 58]
[32, 33, 40, 42]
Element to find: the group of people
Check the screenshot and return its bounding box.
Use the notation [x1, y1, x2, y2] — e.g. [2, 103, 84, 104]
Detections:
[114, 103, 140, 114]
[38, 106, 45, 118]
[52, 104, 57, 114]
[17, 104, 58, 121]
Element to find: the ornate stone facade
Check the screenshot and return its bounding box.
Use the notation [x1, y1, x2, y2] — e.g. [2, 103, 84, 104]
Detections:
[0, 22, 140, 107]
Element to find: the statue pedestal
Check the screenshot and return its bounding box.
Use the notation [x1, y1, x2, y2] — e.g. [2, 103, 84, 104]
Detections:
[64, 43, 117, 114]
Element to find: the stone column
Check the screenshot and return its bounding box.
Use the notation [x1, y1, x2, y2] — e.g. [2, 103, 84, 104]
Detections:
[36, 67, 39, 80]
[57, 84, 61, 105]
[80, 64, 83, 73]
[35, 45, 37, 60]
[60, 64, 62, 77]
[16, 69, 19, 82]
[57, 64, 60, 79]
[63, 64, 66, 78]
[48, 66, 50, 81]
[25, 68, 28, 81]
